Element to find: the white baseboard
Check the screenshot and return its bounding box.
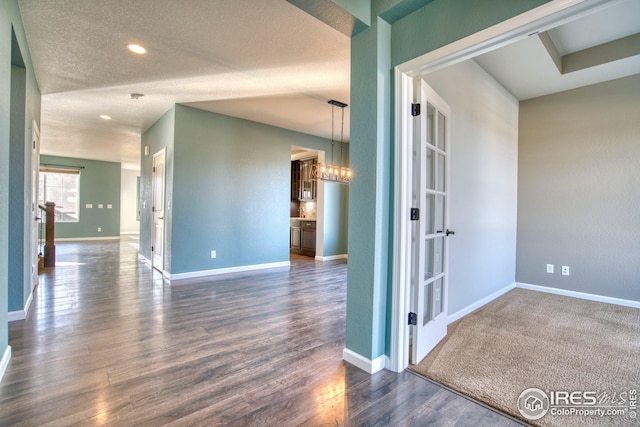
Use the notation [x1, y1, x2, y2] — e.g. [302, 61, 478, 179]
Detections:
[517, 282, 640, 309]
[0, 346, 11, 383]
[315, 254, 348, 261]
[7, 310, 25, 322]
[55, 236, 120, 242]
[169, 261, 291, 280]
[120, 232, 140, 236]
[8, 290, 34, 322]
[447, 282, 516, 324]
[342, 348, 386, 374]
[138, 254, 151, 265]
[24, 291, 33, 316]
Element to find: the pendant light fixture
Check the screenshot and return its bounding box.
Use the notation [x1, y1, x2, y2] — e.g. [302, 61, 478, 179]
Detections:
[313, 99, 351, 184]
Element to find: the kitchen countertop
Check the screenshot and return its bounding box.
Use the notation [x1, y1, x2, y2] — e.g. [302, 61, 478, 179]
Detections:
[290, 217, 316, 221]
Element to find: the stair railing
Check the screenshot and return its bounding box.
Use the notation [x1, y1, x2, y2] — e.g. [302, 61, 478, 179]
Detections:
[38, 202, 56, 268]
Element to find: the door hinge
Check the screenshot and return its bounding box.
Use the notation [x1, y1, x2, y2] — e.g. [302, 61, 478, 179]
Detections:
[410, 208, 419, 221]
[151, 246, 154, 252]
[153, 166, 156, 173]
[408, 312, 417, 325]
[411, 103, 420, 117]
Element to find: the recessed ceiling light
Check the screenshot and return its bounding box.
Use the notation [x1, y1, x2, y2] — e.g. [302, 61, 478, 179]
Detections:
[100, 115, 112, 120]
[127, 44, 147, 54]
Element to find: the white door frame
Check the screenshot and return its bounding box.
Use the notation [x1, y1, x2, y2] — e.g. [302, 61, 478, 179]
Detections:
[389, 0, 614, 372]
[151, 148, 166, 272]
[30, 120, 40, 291]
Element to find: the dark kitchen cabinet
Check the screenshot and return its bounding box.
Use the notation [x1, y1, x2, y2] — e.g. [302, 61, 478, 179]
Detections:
[291, 161, 301, 201]
[300, 220, 316, 257]
[290, 219, 315, 257]
[290, 219, 301, 252]
[291, 158, 317, 201]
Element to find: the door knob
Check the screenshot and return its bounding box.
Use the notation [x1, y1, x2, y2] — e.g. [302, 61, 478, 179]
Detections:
[446, 229, 455, 236]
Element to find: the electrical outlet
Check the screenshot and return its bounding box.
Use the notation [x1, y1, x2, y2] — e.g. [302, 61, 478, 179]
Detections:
[98, 227, 102, 232]
[546, 264, 554, 274]
[562, 266, 570, 276]
[210, 250, 216, 259]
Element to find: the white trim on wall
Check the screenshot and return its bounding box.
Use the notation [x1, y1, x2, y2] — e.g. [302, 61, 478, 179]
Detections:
[342, 348, 387, 374]
[8, 311, 26, 322]
[399, 0, 615, 77]
[447, 283, 516, 324]
[517, 283, 640, 309]
[55, 236, 121, 242]
[7, 291, 34, 322]
[168, 261, 290, 281]
[389, 0, 613, 373]
[0, 346, 11, 383]
[315, 254, 348, 261]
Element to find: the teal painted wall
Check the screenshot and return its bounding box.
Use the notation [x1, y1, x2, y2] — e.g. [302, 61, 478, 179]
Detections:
[139, 106, 175, 268]
[40, 156, 121, 239]
[323, 182, 349, 256]
[1, 0, 41, 371]
[346, 16, 392, 359]
[343, 0, 554, 362]
[170, 105, 342, 274]
[391, 0, 551, 66]
[172, 105, 290, 273]
[334, 0, 370, 25]
[8, 64, 26, 313]
[140, 105, 346, 275]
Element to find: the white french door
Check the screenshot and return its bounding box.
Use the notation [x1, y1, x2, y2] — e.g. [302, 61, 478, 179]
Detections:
[412, 79, 451, 364]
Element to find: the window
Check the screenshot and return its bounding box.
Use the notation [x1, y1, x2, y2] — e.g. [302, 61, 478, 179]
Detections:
[39, 167, 81, 223]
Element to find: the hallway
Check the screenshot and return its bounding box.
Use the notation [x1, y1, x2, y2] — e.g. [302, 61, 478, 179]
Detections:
[1, 238, 522, 426]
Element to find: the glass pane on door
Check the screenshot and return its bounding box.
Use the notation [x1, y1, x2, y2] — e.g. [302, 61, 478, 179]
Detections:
[434, 237, 444, 275]
[433, 277, 444, 317]
[436, 111, 446, 151]
[424, 193, 435, 235]
[435, 195, 445, 233]
[423, 238, 434, 280]
[427, 103, 435, 145]
[426, 148, 435, 190]
[423, 282, 434, 325]
[436, 153, 446, 192]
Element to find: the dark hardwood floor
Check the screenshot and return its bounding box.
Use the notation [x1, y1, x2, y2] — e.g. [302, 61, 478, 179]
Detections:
[1, 238, 524, 426]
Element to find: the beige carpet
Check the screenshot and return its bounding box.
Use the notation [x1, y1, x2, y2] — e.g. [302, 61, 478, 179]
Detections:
[409, 288, 640, 426]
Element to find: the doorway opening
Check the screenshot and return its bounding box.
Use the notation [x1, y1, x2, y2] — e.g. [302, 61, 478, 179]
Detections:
[290, 147, 324, 259]
[390, 0, 616, 372]
[151, 148, 166, 272]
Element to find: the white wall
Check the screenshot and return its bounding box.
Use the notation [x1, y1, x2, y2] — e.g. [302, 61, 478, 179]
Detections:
[424, 59, 519, 316]
[120, 168, 139, 234]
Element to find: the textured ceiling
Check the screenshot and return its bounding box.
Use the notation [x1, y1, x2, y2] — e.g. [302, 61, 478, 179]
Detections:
[19, 0, 639, 171]
[19, 0, 351, 170]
